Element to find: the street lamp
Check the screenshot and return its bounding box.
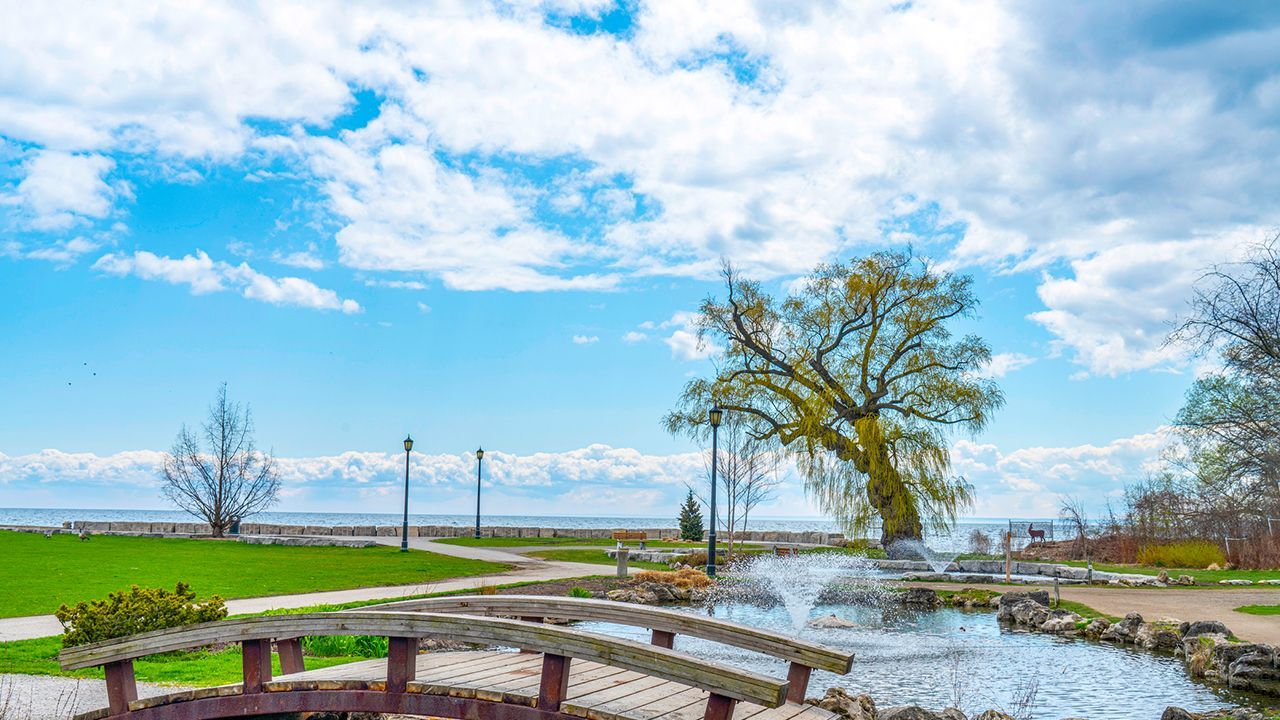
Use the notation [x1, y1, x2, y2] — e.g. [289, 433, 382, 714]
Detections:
[401, 434, 413, 552]
[474, 447, 485, 539]
[707, 406, 724, 577]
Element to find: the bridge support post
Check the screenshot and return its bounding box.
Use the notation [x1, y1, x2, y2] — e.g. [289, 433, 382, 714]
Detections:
[538, 653, 572, 711]
[104, 659, 138, 714]
[704, 693, 737, 720]
[387, 637, 418, 693]
[242, 639, 272, 693]
[277, 638, 305, 675]
[650, 629, 675, 649]
[785, 662, 812, 703]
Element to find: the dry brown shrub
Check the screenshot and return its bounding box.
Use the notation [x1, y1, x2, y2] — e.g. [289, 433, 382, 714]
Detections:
[633, 567, 713, 589]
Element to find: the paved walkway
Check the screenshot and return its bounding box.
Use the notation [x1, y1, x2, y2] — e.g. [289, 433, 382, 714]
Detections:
[902, 580, 1280, 644]
[0, 538, 620, 642]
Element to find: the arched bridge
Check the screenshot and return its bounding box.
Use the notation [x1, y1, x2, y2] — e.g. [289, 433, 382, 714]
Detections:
[60, 595, 855, 720]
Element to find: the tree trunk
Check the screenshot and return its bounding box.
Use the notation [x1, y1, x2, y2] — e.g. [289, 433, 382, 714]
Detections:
[866, 463, 924, 553]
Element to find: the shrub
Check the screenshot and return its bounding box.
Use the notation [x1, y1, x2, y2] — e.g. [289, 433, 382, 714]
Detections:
[633, 567, 714, 589]
[967, 528, 993, 555]
[477, 583, 498, 595]
[568, 587, 593, 598]
[55, 583, 227, 647]
[673, 551, 708, 567]
[1135, 540, 1225, 569]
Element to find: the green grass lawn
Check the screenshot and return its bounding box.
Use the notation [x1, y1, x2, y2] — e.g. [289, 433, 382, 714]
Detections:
[1235, 604, 1280, 615]
[0, 530, 508, 618]
[1055, 559, 1280, 584]
[525, 548, 670, 570]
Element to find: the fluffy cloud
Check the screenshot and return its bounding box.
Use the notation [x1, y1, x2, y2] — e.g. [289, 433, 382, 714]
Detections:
[2, 2, 1278, 369]
[571, 334, 599, 344]
[978, 352, 1036, 379]
[11, 151, 118, 230]
[93, 250, 362, 313]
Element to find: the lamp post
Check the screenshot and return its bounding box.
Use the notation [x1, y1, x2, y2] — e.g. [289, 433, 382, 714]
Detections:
[474, 447, 485, 539]
[401, 435, 413, 552]
[707, 406, 723, 577]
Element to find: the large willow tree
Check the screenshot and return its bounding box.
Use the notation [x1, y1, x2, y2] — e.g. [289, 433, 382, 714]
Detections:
[666, 251, 1003, 547]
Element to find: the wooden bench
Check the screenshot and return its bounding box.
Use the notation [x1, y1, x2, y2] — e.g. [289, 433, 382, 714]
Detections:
[58, 610, 795, 720]
[773, 546, 798, 557]
[612, 530, 648, 550]
[368, 594, 854, 702]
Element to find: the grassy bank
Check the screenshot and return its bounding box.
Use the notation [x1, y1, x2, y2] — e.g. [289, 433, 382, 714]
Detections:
[1054, 560, 1280, 584]
[0, 530, 508, 618]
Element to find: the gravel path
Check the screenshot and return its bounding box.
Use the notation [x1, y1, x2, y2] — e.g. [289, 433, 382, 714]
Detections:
[1, 674, 194, 719]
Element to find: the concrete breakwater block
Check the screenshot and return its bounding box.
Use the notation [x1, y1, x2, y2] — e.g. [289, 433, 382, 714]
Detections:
[303, 525, 332, 536]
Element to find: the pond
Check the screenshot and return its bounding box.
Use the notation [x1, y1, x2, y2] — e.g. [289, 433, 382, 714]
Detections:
[577, 601, 1270, 720]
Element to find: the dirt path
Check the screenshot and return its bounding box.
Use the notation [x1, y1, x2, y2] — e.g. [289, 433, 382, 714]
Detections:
[902, 580, 1280, 644]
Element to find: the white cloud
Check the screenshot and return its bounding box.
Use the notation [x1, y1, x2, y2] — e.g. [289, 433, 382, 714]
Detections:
[979, 352, 1036, 379]
[660, 311, 719, 361]
[621, 330, 648, 343]
[93, 250, 362, 313]
[365, 279, 428, 290]
[416, 302, 432, 313]
[13, 151, 117, 230]
[21, 237, 99, 266]
[272, 247, 325, 270]
[571, 334, 599, 344]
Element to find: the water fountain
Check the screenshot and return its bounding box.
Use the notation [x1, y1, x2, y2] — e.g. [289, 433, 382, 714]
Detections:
[710, 551, 891, 629]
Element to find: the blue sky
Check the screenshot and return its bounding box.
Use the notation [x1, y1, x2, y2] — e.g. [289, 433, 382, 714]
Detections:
[2, 0, 1279, 520]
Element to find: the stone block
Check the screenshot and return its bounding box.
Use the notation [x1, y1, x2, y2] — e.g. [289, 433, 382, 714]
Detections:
[303, 525, 331, 536]
[149, 522, 176, 534]
[278, 525, 305, 536]
[376, 526, 397, 537]
[110, 522, 149, 533]
[539, 527, 557, 538]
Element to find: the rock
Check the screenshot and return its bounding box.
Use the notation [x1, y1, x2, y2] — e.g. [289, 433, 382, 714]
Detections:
[1008, 600, 1049, 627]
[1100, 612, 1144, 642]
[1206, 563, 1221, 570]
[1258, 579, 1280, 585]
[1177, 574, 1196, 585]
[1163, 708, 1265, 720]
[1218, 579, 1254, 585]
[808, 614, 859, 629]
[972, 712, 1014, 720]
[1039, 609, 1083, 634]
[900, 587, 942, 607]
[939, 708, 967, 720]
[1135, 622, 1182, 651]
[1084, 617, 1111, 637]
[1157, 569, 1170, 584]
[806, 688, 875, 720]
[879, 707, 942, 720]
[1180, 620, 1232, 640]
[1162, 709, 1196, 720]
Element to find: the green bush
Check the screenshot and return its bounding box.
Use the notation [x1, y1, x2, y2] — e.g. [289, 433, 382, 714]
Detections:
[568, 586, 592, 598]
[55, 583, 226, 647]
[1135, 541, 1225, 569]
[302, 634, 388, 658]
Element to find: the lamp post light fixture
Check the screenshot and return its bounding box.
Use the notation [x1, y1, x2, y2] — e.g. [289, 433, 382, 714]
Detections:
[401, 434, 413, 552]
[474, 447, 485, 539]
[706, 406, 724, 577]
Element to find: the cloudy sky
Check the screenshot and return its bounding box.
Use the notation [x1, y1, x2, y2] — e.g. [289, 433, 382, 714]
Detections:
[2, 0, 1278, 521]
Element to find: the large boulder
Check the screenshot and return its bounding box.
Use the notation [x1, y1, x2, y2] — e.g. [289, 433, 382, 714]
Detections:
[1039, 609, 1083, 634]
[995, 590, 1049, 622]
[879, 707, 942, 720]
[1084, 617, 1111, 637]
[972, 711, 1014, 720]
[1163, 708, 1265, 720]
[1099, 612, 1144, 642]
[805, 688, 875, 720]
[1135, 622, 1182, 651]
[1180, 620, 1232, 639]
[809, 614, 859, 629]
[939, 709, 967, 720]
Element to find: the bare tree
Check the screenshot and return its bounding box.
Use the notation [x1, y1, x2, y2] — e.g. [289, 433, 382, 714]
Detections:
[687, 414, 781, 559]
[161, 383, 280, 537]
[1058, 496, 1091, 562]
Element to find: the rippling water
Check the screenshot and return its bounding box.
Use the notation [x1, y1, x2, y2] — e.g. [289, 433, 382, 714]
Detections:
[0, 507, 1027, 551]
[578, 603, 1267, 720]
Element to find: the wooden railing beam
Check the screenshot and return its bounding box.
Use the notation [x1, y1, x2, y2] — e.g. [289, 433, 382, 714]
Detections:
[277, 638, 305, 675]
[785, 662, 812, 703]
[538, 653, 572, 711]
[387, 636, 417, 693]
[104, 659, 137, 714]
[241, 638, 272, 693]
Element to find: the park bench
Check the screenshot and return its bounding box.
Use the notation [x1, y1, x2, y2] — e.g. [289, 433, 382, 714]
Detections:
[369, 594, 854, 703]
[612, 530, 648, 550]
[773, 546, 798, 557]
[59, 597, 854, 720]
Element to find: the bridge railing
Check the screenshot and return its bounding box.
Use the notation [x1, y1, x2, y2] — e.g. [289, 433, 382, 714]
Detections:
[365, 594, 855, 701]
[58, 611, 789, 719]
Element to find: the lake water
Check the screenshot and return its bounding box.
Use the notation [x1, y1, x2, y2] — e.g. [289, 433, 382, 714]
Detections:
[579, 603, 1266, 720]
[0, 507, 1033, 552]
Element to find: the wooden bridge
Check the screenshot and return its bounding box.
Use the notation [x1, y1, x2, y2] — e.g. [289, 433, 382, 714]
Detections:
[60, 595, 855, 720]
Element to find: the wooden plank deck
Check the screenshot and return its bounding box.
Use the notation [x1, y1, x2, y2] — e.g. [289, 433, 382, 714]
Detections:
[268, 650, 838, 720]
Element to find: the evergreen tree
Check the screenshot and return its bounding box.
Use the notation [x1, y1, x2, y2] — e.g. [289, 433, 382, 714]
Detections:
[677, 490, 704, 541]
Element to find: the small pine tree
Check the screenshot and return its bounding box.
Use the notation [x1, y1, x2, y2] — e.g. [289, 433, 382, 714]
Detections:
[678, 490, 705, 541]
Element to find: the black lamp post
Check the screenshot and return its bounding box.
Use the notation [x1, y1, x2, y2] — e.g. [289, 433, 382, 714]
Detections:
[401, 434, 413, 552]
[707, 406, 723, 577]
[474, 447, 485, 539]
